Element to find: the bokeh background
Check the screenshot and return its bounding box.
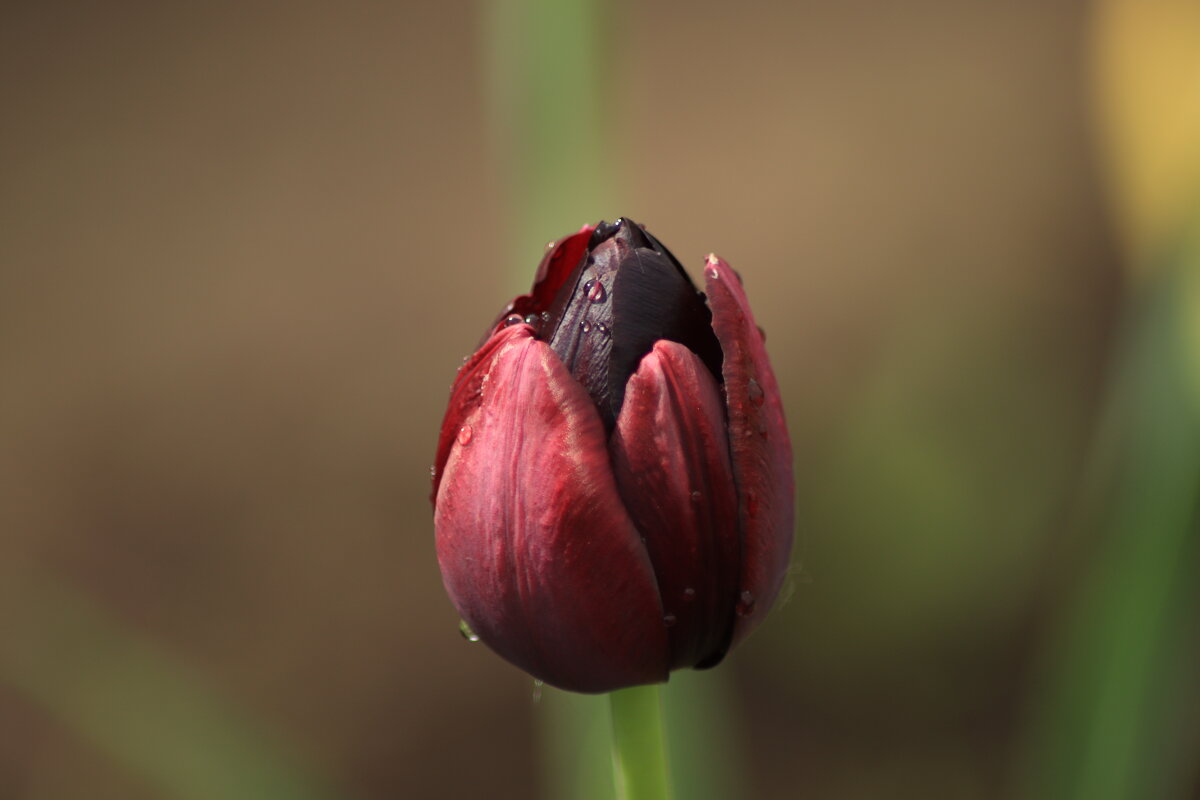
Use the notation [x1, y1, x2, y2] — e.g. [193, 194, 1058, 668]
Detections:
[2, 1, 1198, 798]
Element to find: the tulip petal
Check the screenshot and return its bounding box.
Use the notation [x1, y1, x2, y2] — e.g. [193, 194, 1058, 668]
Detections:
[431, 324, 526, 505]
[703, 256, 795, 646]
[435, 325, 670, 692]
[611, 341, 740, 669]
[485, 226, 595, 337]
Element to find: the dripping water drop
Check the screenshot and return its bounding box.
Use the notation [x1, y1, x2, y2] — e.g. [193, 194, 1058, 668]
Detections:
[583, 279, 606, 303]
[747, 378, 765, 407]
[459, 619, 480, 642]
[736, 590, 756, 617]
[457, 424, 473, 446]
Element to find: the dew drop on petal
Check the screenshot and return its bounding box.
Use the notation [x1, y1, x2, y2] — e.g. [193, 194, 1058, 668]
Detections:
[596, 322, 609, 336]
[524, 313, 540, 327]
[683, 587, 696, 602]
[747, 378, 765, 407]
[735, 590, 756, 617]
[459, 619, 480, 642]
[532, 679, 544, 703]
[704, 254, 721, 280]
[580, 320, 592, 334]
[457, 425, 473, 446]
[583, 278, 607, 303]
[502, 313, 524, 327]
[690, 490, 702, 504]
[663, 613, 677, 627]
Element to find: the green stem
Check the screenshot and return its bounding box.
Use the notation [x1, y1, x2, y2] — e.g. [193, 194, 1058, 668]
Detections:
[609, 684, 673, 800]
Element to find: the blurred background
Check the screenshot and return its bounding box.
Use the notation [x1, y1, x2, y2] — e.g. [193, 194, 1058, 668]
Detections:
[2, 1, 1198, 798]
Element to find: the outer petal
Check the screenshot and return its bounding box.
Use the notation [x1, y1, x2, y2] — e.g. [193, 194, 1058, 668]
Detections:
[434, 325, 669, 692]
[610, 341, 740, 669]
[431, 325, 525, 504]
[703, 255, 795, 646]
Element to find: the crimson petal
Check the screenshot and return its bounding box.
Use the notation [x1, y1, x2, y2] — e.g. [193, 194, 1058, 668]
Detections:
[703, 256, 795, 645]
[610, 341, 740, 670]
[434, 325, 670, 692]
[486, 226, 595, 338]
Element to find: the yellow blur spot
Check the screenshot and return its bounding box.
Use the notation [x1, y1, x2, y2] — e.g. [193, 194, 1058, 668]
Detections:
[1093, 0, 1200, 270]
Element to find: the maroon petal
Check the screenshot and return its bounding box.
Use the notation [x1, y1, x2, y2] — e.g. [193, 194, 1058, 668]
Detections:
[610, 341, 740, 670]
[703, 255, 795, 646]
[431, 324, 525, 505]
[434, 325, 669, 692]
[486, 226, 595, 337]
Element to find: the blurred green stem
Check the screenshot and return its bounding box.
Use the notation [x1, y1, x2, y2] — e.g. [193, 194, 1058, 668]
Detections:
[483, 0, 611, 285]
[609, 684, 673, 800]
[1023, 225, 1200, 800]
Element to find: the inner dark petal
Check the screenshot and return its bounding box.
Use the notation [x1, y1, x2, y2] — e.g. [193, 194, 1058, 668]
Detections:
[608, 250, 723, 427]
[545, 253, 618, 425]
[544, 218, 724, 432]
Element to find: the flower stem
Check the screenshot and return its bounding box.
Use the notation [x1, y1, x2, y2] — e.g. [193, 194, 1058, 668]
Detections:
[609, 684, 673, 800]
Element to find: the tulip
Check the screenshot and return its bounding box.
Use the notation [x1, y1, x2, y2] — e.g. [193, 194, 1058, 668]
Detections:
[432, 218, 793, 693]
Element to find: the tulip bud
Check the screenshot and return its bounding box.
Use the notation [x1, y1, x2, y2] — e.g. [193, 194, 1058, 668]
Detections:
[432, 219, 793, 693]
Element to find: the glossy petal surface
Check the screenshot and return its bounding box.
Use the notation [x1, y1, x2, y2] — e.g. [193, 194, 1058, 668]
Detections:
[703, 256, 795, 645]
[611, 341, 740, 669]
[434, 324, 669, 692]
[487, 227, 594, 339]
[431, 324, 524, 503]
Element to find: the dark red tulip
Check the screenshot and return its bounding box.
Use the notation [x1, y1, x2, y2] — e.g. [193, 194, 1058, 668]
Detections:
[432, 219, 793, 693]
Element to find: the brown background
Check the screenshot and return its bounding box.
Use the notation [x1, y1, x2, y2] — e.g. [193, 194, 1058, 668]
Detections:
[0, 2, 1122, 798]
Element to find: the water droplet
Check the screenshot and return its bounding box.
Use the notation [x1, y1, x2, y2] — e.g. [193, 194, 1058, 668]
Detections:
[545, 240, 557, 251]
[429, 465, 436, 480]
[583, 279, 606, 303]
[532, 679, 544, 703]
[579, 320, 592, 334]
[540, 310, 550, 322]
[663, 613, 677, 627]
[746, 491, 759, 517]
[459, 619, 480, 642]
[683, 587, 696, 602]
[457, 425, 473, 446]
[502, 313, 524, 327]
[704, 254, 721, 279]
[690, 490, 702, 504]
[736, 590, 756, 617]
[524, 313, 540, 327]
[747, 378, 765, 407]
[595, 322, 609, 335]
